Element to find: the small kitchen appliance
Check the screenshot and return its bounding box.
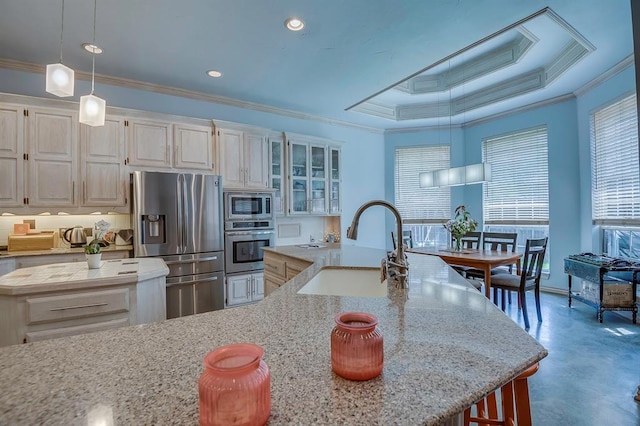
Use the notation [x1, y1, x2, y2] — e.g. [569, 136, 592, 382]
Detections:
[63, 226, 87, 247]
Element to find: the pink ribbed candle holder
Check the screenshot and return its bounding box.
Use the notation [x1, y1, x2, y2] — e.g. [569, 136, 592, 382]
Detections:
[331, 312, 383, 381]
[198, 343, 271, 426]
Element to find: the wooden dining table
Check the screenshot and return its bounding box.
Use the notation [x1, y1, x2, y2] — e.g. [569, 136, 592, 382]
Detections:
[407, 247, 522, 299]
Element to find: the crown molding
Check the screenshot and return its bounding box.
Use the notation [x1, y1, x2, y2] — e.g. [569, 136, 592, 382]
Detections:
[0, 58, 384, 135]
[573, 54, 634, 96]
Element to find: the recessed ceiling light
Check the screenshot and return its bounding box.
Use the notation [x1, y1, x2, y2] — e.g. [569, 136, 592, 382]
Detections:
[284, 17, 304, 31]
[82, 43, 103, 54]
[206, 70, 222, 78]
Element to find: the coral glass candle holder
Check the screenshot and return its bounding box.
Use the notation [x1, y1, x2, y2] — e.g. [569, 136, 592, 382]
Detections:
[331, 312, 383, 381]
[198, 343, 271, 426]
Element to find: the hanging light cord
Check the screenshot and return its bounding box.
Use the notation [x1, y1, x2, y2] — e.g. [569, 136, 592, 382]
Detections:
[58, 0, 65, 63]
[90, 0, 97, 94]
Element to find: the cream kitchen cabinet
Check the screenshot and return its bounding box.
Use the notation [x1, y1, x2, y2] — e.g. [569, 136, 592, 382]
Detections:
[0, 104, 78, 212]
[80, 116, 128, 209]
[126, 118, 214, 172]
[269, 133, 286, 216]
[225, 272, 264, 307]
[126, 118, 172, 168]
[286, 133, 342, 216]
[0, 103, 24, 208]
[173, 123, 213, 170]
[216, 126, 268, 189]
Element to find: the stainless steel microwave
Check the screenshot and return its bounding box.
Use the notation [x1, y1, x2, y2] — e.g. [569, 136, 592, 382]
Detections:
[224, 191, 273, 222]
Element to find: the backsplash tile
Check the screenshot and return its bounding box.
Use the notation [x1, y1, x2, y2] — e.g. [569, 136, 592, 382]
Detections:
[0, 214, 131, 247]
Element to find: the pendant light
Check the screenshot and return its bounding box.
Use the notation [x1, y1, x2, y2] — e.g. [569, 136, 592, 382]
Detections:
[45, 0, 75, 97]
[79, 0, 105, 127]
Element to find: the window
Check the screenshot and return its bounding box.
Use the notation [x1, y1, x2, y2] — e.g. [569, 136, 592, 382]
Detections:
[483, 127, 549, 272]
[394, 145, 450, 247]
[591, 94, 640, 225]
[591, 94, 640, 258]
[483, 127, 549, 225]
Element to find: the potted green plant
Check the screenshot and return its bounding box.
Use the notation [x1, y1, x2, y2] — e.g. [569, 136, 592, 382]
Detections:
[84, 240, 102, 269]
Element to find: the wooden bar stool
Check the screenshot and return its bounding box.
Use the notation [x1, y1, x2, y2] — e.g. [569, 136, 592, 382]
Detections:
[464, 363, 539, 426]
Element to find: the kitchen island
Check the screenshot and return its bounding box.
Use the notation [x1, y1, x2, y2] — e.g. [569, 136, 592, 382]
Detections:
[0, 257, 169, 346]
[0, 244, 546, 425]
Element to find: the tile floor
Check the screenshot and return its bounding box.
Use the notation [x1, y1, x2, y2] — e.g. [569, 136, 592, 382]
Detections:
[498, 289, 640, 425]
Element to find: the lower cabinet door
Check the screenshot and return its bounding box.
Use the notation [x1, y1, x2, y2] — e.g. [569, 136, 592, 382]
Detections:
[226, 273, 252, 307]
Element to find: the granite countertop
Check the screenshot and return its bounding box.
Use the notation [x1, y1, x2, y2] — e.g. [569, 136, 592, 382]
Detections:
[0, 258, 169, 295]
[0, 244, 133, 258]
[0, 244, 547, 425]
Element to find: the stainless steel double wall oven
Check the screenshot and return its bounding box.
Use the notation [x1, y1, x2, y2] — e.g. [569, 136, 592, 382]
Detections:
[224, 191, 275, 276]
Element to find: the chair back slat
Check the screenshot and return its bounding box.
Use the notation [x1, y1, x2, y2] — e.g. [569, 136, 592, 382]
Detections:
[455, 231, 482, 249]
[482, 232, 517, 252]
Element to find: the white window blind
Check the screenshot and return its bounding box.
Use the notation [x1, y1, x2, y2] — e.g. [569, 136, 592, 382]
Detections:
[483, 127, 549, 224]
[394, 145, 450, 222]
[591, 94, 640, 225]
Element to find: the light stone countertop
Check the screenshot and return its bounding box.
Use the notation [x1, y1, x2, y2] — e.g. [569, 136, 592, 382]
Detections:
[0, 244, 133, 258]
[0, 244, 547, 425]
[0, 258, 169, 295]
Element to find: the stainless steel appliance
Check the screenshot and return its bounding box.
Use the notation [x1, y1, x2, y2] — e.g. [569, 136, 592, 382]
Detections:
[224, 191, 274, 307]
[132, 171, 224, 319]
[224, 191, 272, 224]
[63, 225, 87, 247]
[224, 228, 275, 275]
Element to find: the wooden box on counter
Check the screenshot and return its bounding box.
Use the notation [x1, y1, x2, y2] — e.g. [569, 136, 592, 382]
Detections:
[7, 232, 58, 252]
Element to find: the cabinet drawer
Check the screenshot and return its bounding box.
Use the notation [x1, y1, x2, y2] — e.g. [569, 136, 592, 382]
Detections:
[26, 288, 130, 324]
[264, 257, 286, 279]
[26, 318, 130, 343]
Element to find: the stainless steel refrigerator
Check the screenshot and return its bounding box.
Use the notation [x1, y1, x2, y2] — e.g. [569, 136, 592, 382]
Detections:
[132, 171, 224, 319]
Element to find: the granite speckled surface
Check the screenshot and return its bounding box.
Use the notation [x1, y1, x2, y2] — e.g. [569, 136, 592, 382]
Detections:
[0, 244, 133, 258]
[0, 258, 169, 295]
[0, 244, 547, 425]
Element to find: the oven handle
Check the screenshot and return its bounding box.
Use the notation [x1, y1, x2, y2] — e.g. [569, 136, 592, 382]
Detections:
[225, 230, 275, 237]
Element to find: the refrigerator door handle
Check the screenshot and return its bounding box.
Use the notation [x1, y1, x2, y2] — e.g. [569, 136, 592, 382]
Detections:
[176, 175, 183, 253]
[182, 174, 188, 254]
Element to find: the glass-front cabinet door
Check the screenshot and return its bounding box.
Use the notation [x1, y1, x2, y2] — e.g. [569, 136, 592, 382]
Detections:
[310, 145, 327, 213]
[269, 134, 285, 215]
[329, 146, 341, 214]
[289, 142, 309, 214]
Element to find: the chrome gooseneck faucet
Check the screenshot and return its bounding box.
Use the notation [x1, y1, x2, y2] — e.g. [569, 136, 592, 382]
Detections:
[346, 200, 409, 289]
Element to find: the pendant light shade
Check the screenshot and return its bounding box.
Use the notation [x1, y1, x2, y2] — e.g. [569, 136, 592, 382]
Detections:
[46, 0, 74, 97]
[79, 0, 106, 127]
[79, 93, 105, 126]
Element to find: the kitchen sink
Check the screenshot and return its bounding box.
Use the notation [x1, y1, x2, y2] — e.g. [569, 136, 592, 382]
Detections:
[297, 268, 387, 297]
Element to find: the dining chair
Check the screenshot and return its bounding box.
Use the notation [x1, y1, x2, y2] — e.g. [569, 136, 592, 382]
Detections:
[490, 237, 548, 330]
[390, 230, 413, 249]
[449, 231, 482, 278]
[465, 232, 518, 302]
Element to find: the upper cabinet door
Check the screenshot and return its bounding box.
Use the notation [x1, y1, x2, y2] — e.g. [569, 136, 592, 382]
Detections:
[217, 128, 244, 188]
[26, 107, 77, 208]
[329, 146, 341, 214]
[174, 123, 213, 171]
[0, 104, 25, 208]
[269, 134, 285, 216]
[243, 133, 268, 189]
[216, 127, 269, 189]
[127, 119, 172, 168]
[81, 116, 127, 207]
